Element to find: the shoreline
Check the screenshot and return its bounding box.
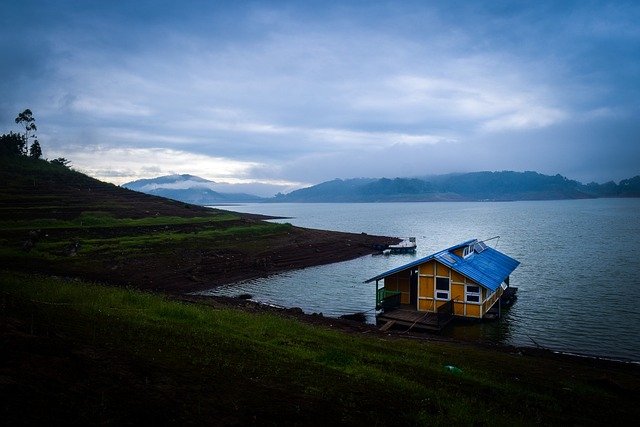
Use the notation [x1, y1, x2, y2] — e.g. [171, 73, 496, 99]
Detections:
[177, 293, 640, 367]
[2, 220, 400, 296]
[113, 225, 401, 295]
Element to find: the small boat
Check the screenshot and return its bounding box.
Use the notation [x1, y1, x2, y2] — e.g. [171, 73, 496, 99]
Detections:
[383, 237, 416, 254]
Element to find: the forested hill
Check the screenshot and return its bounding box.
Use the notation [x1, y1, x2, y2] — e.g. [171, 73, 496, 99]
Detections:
[273, 171, 640, 202]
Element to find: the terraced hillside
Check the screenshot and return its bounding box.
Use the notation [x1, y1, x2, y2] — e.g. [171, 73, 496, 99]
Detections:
[0, 157, 398, 293]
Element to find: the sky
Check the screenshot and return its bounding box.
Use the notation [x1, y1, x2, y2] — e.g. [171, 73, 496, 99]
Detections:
[2, 0, 639, 196]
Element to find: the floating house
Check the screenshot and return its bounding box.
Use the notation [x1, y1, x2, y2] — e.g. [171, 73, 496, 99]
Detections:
[365, 238, 520, 331]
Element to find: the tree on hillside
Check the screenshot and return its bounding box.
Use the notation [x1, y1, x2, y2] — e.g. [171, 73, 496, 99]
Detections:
[0, 131, 26, 157]
[29, 140, 42, 159]
[50, 157, 71, 168]
[1, 109, 46, 160]
[15, 109, 37, 148]
[14, 109, 40, 157]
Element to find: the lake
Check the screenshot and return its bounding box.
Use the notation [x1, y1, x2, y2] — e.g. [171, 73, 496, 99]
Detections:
[196, 199, 640, 362]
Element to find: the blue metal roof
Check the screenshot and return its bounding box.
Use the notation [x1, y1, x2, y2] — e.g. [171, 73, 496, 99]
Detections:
[365, 239, 519, 292]
[364, 239, 474, 283]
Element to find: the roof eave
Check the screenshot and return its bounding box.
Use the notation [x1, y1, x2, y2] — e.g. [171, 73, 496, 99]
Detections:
[364, 240, 519, 287]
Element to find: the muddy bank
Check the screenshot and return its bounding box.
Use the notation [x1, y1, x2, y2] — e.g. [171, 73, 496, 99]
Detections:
[102, 226, 399, 295]
[3, 221, 399, 296]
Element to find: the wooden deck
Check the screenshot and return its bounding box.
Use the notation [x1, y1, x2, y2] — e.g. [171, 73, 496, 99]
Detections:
[378, 290, 518, 331]
[377, 308, 453, 333]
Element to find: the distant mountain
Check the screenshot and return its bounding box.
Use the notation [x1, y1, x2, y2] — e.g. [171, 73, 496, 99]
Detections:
[123, 171, 640, 204]
[123, 174, 265, 204]
[272, 171, 640, 202]
[124, 174, 212, 189]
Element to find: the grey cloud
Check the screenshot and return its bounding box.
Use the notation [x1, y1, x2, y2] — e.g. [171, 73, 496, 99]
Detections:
[1, 1, 638, 188]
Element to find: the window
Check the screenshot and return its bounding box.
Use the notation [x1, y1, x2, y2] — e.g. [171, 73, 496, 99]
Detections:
[463, 245, 474, 258]
[466, 285, 481, 303]
[435, 277, 450, 300]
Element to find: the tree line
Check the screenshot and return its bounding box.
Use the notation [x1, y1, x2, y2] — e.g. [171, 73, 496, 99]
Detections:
[1, 109, 70, 167]
[275, 171, 640, 202]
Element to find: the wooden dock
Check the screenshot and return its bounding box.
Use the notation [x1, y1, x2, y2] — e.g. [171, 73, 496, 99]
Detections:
[377, 308, 453, 333]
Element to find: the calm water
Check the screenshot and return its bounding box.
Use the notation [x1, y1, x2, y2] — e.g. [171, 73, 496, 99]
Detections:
[198, 200, 640, 362]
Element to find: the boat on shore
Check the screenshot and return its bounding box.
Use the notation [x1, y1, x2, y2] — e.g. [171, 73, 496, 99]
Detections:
[383, 237, 416, 254]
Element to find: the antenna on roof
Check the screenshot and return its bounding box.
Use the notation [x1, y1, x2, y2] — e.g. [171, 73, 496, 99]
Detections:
[479, 236, 500, 248]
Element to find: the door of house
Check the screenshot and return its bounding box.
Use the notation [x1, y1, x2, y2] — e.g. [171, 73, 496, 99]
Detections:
[410, 269, 418, 308]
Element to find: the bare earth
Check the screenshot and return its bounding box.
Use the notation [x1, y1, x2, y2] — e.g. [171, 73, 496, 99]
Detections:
[116, 224, 399, 295]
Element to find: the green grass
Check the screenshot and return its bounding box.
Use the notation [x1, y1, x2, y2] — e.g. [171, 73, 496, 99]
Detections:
[2, 270, 639, 426]
[0, 211, 239, 230]
[0, 216, 292, 262]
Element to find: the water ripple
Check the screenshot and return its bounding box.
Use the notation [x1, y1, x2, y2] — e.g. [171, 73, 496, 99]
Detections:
[200, 199, 640, 362]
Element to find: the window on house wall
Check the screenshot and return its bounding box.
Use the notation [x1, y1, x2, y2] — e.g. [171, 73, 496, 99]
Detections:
[435, 277, 450, 300]
[466, 285, 481, 303]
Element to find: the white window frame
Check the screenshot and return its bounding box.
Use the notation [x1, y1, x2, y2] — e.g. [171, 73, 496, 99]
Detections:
[465, 284, 481, 303]
[463, 245, 474, 258]
[435, 277, 450, 300]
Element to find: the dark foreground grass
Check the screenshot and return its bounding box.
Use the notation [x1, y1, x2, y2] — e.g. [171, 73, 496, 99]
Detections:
[2, 271, 639, 426]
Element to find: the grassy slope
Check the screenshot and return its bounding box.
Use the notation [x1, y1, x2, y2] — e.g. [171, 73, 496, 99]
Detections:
[0, 155, 221, 221]
[3, 271, 639, 426]
[2, 157, 640, 425]
[0, 157, 393, 292]
[0, 157, 275, 288]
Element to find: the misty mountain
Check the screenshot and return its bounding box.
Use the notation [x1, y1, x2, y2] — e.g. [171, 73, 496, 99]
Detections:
[272, 171, 640, 202]
[122, 174, 265, 204]
[123, 174, 212, 189]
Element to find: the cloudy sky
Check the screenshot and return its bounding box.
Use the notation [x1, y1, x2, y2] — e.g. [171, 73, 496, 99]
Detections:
[2, 1, 639, 195]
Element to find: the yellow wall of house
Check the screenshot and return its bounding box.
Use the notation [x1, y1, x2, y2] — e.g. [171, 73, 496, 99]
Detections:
[435, 300, 451, 311]
[384, 271, 411, 305]
[419, 299, 434, 311]
[465, 304, 481, 317]
[451, 270, 465, 283]
[419, 276, 433, 297]
[481, 287, 503, 314]
[451, 283, 465, 301]
[436, 262, 449, 276]
[418, 260, 436, 313]
[418, 260, 435, 276]
[384, 257, 505, 319]
[413, 259, 496, 318]
[453, 301, 465, 316]
[461, 279, 484, 318]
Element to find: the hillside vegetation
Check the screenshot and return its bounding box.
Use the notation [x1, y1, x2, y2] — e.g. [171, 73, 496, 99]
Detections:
[3, 271, 640, 426]
[0, 156, 396, 293]
[2, 156, 640, 425]
[274, 171, 640, 202]
[0, 156, 219, 221]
